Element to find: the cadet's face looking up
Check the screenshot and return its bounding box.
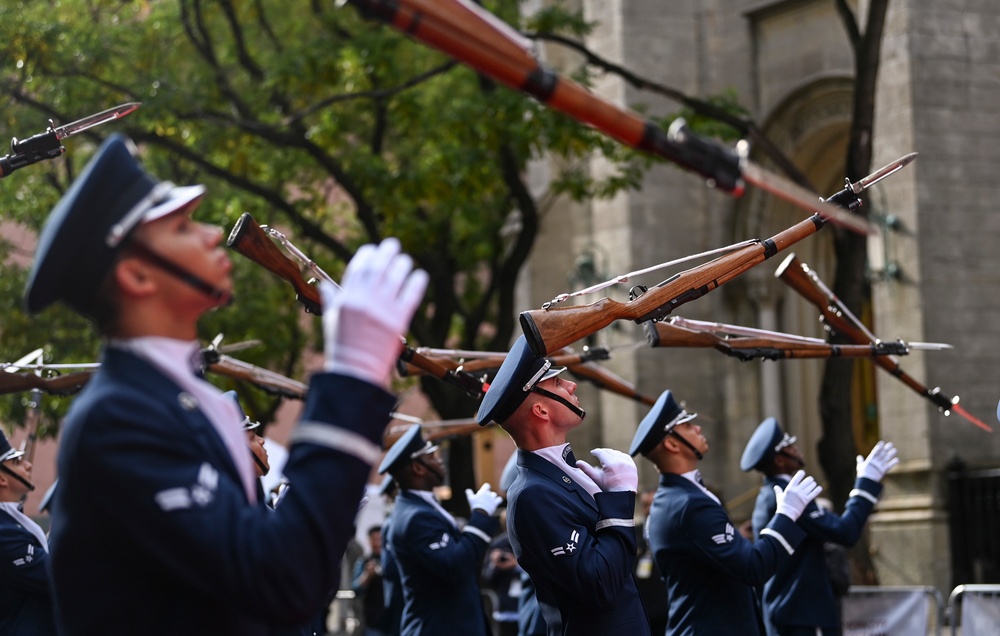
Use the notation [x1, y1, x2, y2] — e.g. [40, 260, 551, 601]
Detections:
[130, 207, 234, 309]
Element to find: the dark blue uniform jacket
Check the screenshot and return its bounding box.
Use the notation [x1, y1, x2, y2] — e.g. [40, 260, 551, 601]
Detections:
[49, 347, 395, 635]
[387, 490, 497, 636]
[0, 509, 57, 635]
[649, 472, 805, 636]
[506, 450, 650, 636]
[751, 475, 881, 633]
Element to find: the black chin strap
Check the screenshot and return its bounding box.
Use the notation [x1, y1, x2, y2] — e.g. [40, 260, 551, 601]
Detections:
[778, 450, 805, 469]
[251, 453, 270, 477]
[669, 430, 703, 460]
[415, 458, 446, 484]
[129, 241, 233, 306]
[1, 465, 35, 492]
[532, 387, 587, 421]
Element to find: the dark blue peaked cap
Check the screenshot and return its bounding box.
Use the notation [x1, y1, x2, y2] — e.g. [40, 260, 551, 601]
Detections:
[628, 390, 697, 457]
[740, 417, 786, 472]
[476, 335, 565, 426]
[25, 133, 204, 318]
[377, 474, 397, 498]
[0, 427, 24, 464]
[378, 424, 430, 475]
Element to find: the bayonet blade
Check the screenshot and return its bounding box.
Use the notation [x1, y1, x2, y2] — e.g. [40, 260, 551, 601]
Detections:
[53, 102, 141, 140]
[851, 152, 918, 193]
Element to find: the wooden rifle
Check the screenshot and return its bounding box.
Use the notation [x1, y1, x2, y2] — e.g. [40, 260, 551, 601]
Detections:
[226, 213, 487, 399]
[0, 369, 94, 396]
[344, 0, 872, 234]
[644, 316, 917, 361]
[383, 417, 485, 448]
[518, 153, 915, 356]
[775, 252, 992, 432]
[400, 346, 657, 406]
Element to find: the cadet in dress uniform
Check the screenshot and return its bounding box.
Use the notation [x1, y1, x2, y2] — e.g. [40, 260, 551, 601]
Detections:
[377, 425, 501, 636]
[741, 418, 899, 636]
[0, 428, 57, 635]
[23, 134, 428, 636]
[477, 336, 648, 636]
[629, 390, 822, 636]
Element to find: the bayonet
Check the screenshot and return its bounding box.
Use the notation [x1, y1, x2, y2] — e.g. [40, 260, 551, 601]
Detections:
[1, 102, 141, 178]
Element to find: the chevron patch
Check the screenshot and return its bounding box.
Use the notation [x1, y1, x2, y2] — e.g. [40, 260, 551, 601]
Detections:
[711, 523, 735, 545]
[550, 529, 580, 556]
[429, 533, 451, 550]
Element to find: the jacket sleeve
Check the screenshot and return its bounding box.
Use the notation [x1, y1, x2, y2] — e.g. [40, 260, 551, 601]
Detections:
[392, 508, 495, 583]
[680, 496, 805, 587]
[511, 483, 636, 611]
[0, 529, 51, 594]
[68, 372, 394, 624]
[797, 477, 881, 546]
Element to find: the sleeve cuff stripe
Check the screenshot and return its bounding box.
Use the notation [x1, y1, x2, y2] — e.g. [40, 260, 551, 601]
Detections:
[850, 488, 879, 505]
[595, 518, 635, 531]
[292, 422, 383, 465]
[463, 525, 492, 543]
[760, 527, 795, 555]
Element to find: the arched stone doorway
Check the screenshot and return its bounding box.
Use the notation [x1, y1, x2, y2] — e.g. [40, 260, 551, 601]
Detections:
[732, 76, 875, 477]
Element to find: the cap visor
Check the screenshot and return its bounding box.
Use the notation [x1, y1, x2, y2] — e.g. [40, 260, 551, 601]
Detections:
[142, 185, 206, 224]
[540, 366, 567, 383]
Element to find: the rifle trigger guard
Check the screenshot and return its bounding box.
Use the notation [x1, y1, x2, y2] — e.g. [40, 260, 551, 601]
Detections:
[628, 285, 648, 301]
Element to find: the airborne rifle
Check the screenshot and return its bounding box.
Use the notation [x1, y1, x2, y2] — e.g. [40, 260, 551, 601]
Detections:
[226, 213, 487, 399]
[344, 0, 872, 234]
[775, 252, 992, 432]
[401, 345, 657, 406]
[0, 102, 141, 178]
[643, 316, 950, 362]
[383, 417, 485, 448]
[518, 154, 916, 356]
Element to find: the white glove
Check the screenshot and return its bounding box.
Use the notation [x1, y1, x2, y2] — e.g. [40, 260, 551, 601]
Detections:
[321, 238, 428, 387]
[856, 440, 899, 482]
[774, 470, 823, 522]
[465, 483, 503, 517]
[576, 448, 639, 493]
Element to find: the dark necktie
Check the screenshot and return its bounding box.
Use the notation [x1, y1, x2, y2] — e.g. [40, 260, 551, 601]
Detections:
[562, 445, 578, 467]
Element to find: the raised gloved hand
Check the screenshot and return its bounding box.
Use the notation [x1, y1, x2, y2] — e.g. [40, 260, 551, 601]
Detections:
[774, 470, 823, 522]
[321, 238, 428, 388]
[856, 440, 899, 482]
[465, 483, 503, 517]
[576, 448, 639, 493]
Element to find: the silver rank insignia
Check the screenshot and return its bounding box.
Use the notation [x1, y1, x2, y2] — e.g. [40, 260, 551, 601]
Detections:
[550, 529, 580, 556]
[711, 523, 735, 545]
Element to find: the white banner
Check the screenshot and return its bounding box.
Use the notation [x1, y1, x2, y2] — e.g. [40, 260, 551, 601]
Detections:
[842, 590, 929, 636]
[962, 593, 1000, 636]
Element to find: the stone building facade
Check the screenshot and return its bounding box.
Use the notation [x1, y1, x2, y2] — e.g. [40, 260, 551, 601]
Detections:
[520, 0, 1000, 595]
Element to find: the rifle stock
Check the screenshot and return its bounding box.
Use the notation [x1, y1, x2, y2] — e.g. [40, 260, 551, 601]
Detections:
[203, 352, 309, 400]
[383, 418, 486, 448]
[520, 214, 826, 355]
[226, 214, 488, 399]
[0, 371, 93, 396]
[775, 253, 993, 432]
[643, 320, 909, 361]
[226, 213, 323, 314]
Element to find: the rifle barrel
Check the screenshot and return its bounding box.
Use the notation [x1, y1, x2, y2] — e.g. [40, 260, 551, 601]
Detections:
[521, 214, 825, 356]
[775, 253, 992, 432]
